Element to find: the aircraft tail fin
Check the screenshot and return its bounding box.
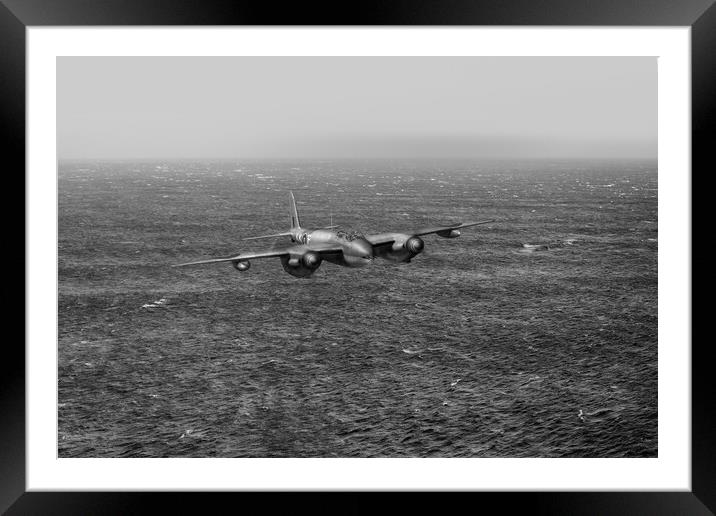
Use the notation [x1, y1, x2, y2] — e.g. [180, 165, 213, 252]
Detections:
[242, 191, 302, 241]
[289, 191, 302, 230]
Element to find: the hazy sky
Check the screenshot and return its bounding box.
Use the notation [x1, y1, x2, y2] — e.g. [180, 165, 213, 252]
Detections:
[57, 57, 656, 160]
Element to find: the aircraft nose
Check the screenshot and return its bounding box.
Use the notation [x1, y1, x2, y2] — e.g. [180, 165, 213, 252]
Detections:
[353, 239, 374, 260]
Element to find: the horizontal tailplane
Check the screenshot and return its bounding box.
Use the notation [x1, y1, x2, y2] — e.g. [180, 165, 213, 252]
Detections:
[243, 232, 293, 241]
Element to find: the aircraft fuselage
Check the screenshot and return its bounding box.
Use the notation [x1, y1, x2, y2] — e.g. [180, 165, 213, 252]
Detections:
[291, 228, 374, 268]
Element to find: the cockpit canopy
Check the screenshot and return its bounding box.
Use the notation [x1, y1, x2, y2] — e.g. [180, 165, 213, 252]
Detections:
[336, 230, 365, 241]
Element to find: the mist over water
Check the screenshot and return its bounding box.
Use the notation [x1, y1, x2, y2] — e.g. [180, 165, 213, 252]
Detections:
[58, 159, 657, 457]
[57, 57, 657, 161]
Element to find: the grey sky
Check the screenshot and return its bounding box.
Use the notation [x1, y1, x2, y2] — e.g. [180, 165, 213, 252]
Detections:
[57, 57, 656, 160]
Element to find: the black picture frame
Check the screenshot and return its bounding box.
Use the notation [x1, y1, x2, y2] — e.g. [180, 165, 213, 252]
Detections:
[5, 0, 712, 513]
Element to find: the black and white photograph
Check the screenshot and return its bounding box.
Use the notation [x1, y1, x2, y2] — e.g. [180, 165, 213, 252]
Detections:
[57, 56, 658, 459]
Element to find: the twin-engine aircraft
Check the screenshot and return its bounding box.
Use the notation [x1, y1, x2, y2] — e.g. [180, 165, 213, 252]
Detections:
[174, 192, 494, 278]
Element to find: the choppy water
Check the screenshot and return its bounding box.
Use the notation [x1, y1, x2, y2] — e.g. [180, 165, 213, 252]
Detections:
[58, 159, 657, 457]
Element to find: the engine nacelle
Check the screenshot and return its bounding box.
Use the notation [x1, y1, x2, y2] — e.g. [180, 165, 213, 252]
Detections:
[404, 236, 424, 255]
[437, 229, 461, 238]
[280, 253, 322, 278]
[383, 235, 424, 263]
[232, 260, 250, 271]
[302, 251, 321, 268]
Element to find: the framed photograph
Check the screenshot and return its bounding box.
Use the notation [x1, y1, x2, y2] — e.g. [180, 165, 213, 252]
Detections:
[7, 0, 711, 512]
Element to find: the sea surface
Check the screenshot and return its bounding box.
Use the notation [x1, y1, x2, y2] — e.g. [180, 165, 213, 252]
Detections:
[58, 159, 658, 457]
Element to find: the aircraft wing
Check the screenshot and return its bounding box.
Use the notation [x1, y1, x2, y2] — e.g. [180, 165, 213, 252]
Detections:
[366, 220, 495, 246]
[411, 220, 495, 236]
[173, 243, 344, 267]
[364, 233, 397, 247]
